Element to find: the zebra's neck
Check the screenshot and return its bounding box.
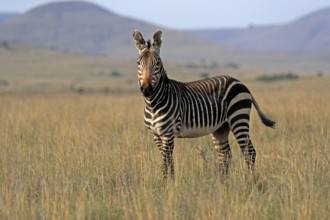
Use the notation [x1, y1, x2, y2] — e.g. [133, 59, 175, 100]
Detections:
[143, 72, 171, 106]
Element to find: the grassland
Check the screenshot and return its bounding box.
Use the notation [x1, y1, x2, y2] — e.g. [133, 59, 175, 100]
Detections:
[0, 45, 329, 219]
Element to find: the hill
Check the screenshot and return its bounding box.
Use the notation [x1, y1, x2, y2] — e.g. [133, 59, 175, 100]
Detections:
[0, 13, 18, 23]
[0, 1, 227, 61]
[189, 7, 330, 52]
[0, 1, 329, 71]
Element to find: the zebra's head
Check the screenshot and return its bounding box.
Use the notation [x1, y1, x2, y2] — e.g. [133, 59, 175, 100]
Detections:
[133, 29, 163, 97]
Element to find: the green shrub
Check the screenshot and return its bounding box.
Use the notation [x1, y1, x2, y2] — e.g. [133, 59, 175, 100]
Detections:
[110, 70, 122, 78]
[200, 72, 209, 78]
[257, 72, 299, 82]
[0, 79, 9, 86]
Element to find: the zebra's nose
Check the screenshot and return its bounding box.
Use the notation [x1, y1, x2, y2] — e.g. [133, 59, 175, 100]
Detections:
[140, 85, 152, 96]
[140, 85, 145, 93]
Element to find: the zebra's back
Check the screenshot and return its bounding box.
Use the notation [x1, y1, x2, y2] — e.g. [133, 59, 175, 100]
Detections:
[172, 75, 253, 138]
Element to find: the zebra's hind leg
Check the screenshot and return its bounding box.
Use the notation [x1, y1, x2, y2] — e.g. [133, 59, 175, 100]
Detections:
[211, 123, 232, 176]
[228, 104, 256, 173]
[232, 130, 256, 172]
[154, 134, 175, 181]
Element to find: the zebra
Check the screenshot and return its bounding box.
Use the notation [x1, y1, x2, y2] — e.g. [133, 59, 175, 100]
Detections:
[133, 29, 275, 181]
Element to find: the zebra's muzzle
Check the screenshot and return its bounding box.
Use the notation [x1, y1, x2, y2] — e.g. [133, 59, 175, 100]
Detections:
[140, 85, 152, 97]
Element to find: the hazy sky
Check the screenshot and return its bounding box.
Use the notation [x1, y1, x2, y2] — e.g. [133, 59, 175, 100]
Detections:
[1, 0, 329, 29]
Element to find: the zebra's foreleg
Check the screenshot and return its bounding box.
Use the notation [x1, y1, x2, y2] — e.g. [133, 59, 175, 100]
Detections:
[154, 134, 175, 181]
[153, 135, 167, 180]
[212, 125, 232, 176]
[154, 135, 163, 151]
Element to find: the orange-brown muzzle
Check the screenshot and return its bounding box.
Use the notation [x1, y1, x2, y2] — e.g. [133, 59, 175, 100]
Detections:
[138, 65, 153, 97]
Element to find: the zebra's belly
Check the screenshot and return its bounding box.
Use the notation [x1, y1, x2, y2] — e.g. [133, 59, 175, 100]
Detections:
[174, 125, 219, 138]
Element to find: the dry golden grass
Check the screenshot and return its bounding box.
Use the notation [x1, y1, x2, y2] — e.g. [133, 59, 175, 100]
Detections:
[0, 75, 329, 219]
[1, 41, 329, 219]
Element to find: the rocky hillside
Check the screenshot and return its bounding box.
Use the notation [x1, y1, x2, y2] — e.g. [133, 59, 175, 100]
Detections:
[190, 7, 330, 52]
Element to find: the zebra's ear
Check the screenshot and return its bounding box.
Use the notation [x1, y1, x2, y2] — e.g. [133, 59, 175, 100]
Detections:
[152, 29, 162, 54]
[133, 30, 146, 53]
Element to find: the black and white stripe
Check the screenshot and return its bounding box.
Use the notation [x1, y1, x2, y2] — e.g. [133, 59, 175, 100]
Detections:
[133, 30, 275, 180]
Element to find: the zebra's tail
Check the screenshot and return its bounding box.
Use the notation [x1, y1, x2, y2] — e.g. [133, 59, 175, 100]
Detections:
[251, 96, 276, 129]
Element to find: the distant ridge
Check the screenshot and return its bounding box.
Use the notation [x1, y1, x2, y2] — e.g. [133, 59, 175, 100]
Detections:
[0, 1, 140, 55]
[189, 7, 330, 52]
[0, 13, 18, 23]
[0, 1, 329, 71]
[0, 1, 227, 60]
